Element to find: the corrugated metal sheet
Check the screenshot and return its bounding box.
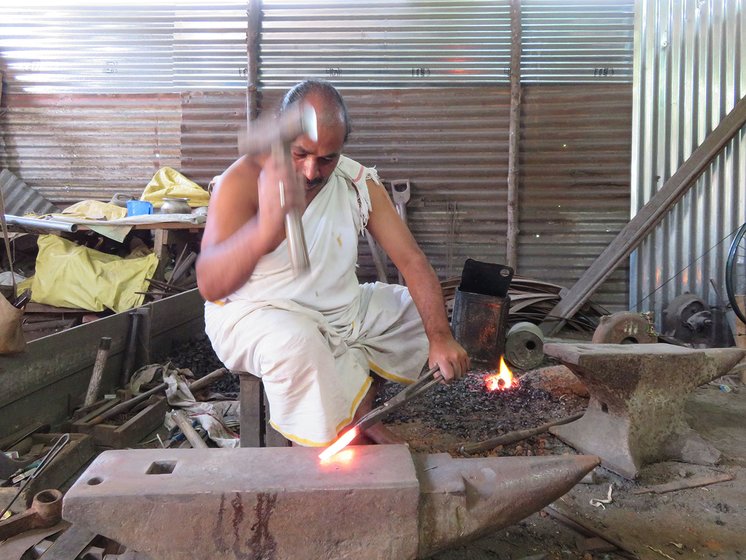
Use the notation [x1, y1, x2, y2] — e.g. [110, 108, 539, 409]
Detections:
[261, 0, 634, 89]
[0, 3, 248, 94]
[0, 168, 58, 215]
[519, 84, 632, 310]
[260, 1, 512, 89]
[180, 91, 246, 186]
[630, 0, 746, 323]
[0, 93, 182, 204]
[521, 0, 635, 83]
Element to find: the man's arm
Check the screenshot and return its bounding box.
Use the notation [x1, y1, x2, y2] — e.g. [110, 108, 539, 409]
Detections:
[365, 179, 469, 382]
[196, 156, 289, 302]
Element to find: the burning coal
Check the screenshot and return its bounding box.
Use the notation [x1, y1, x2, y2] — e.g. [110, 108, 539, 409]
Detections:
[484, 356, 518, 391]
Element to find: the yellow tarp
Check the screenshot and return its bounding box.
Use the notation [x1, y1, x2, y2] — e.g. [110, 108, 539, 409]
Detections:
[141, 167, 209, 208]
[59, 200, 127, 221]
[30, 235, 158, 313]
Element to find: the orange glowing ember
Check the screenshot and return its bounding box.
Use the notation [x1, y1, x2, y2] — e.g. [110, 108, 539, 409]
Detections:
[484, 356, 518, 391]
[319, 426, 358, 462]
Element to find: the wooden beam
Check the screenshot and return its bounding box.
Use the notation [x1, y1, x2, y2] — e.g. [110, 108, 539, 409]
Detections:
[506, 0, 522, 270]
[542, 94, 746, 335]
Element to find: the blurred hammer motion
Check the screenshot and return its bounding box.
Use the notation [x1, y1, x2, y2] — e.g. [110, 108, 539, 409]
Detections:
[238, 102, 318, 275]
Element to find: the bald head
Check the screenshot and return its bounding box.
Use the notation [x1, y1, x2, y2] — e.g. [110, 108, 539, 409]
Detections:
[280, 80, 351, 142]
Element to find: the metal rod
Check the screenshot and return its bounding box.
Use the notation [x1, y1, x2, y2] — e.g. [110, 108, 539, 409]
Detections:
[4, 215, 77, 233]
[246, 0, 262, 126]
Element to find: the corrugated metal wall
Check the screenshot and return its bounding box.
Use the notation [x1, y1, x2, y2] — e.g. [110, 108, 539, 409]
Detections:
[0, 3, 248, 203]
[630, 0, 746, 321]
[0, 1, 635, 308]
[520, 84, 633, 309]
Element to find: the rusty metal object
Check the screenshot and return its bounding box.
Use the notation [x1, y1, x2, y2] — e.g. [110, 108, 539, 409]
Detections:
[592, 311, 657, 344]
[504, 322, 544, 369]
[451, 289, 510, 367]
[0, 489, 62, 541]
[544, 343, 745, 479]
[662, 292, 719, 347]
[62, 446, 599, 560]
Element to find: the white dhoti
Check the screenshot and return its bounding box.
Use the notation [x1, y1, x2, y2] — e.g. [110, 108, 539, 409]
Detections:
[204, 156, 429, 446]
[205, 283, 427, 446]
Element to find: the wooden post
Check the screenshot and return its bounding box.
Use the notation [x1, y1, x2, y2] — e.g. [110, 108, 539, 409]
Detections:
[84, 337, 112, 407]
[506, 0, 522, 270]
[246, 0, 262, 125]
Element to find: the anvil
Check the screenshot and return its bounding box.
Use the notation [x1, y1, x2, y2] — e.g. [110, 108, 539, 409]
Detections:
[62, 445, 599, 559]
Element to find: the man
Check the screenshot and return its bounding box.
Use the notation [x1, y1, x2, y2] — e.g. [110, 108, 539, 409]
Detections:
[197, 80, 468, 447]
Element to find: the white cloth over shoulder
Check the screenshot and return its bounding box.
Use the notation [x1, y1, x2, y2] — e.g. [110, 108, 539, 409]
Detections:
[204, 156, 428, 446]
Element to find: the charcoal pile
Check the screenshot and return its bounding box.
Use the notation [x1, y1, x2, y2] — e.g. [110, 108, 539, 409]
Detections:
[376, 369, 587, 453]
[166, 334, 238, 395]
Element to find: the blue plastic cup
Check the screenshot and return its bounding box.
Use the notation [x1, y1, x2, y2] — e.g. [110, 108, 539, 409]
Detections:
[126, 200, 154, 216]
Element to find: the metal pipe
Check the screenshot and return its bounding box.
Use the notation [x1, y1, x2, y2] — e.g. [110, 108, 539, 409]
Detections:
[5, 215, 77, 233]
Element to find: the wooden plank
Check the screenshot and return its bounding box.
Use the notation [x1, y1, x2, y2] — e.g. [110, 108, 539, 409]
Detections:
[238, 373, 262, 448]
[542, 94, 746, 335]
[0, 312, 130, 409]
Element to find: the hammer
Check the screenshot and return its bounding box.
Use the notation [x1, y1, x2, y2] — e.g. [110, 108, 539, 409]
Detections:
[238, 103, 318, 275]
[390, 179, 411, 284]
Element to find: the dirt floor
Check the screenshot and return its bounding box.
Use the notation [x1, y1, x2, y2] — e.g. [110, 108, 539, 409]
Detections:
[170, 335, 746, 560]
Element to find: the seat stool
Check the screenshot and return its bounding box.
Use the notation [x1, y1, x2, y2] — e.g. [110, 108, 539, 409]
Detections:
[234, 371, 290, 447]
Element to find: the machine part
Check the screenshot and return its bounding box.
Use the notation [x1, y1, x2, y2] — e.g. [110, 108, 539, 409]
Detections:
[726, 222, 746, 324]
[0, 489, 62, 541]
[544, 343, 744, 479]
[504, 322, 544, 370]
[62, 446, 598, 560]
[591, 311, 657, 344]
[662, 293, 714, 347]
[451, 289, 510, 367]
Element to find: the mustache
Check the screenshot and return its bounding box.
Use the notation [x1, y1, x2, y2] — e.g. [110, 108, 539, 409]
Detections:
[306, 178, 324, 189]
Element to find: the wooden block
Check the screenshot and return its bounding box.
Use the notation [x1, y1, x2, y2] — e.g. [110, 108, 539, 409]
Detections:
[238, 373, 261, 448]
[91, 397, 168, 449]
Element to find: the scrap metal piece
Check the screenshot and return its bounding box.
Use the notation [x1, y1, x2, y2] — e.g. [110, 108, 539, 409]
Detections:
[592, 312, 657, 344]
[63, 446, 599, 560]
[0, 489, 62, 541]
[544, 343, 745, 478]
[504, 322, 544, 370]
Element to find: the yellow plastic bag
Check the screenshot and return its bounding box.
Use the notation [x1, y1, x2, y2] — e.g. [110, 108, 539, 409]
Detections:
[31, 235, 158, 313]
[141, 167, 209, 208]
[59, 200, 127, 221]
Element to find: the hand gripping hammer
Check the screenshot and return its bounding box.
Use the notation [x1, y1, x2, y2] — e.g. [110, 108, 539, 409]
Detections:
[238, 103, 318, 275]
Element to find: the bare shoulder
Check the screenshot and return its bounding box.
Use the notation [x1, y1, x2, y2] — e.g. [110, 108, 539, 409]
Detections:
[366, 177, 395, 214]
[203, 156, 261, 247]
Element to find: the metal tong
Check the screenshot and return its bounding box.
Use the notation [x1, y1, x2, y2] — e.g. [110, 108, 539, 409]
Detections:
[354, 365, 442, 433]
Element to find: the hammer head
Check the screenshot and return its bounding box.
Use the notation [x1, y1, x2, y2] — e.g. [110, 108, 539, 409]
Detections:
[238, 102, 318, 157]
